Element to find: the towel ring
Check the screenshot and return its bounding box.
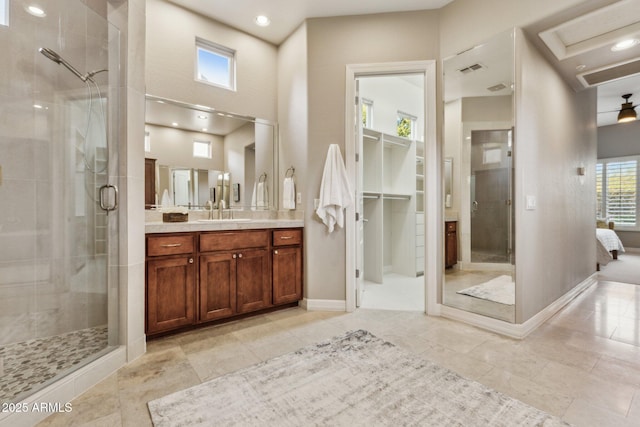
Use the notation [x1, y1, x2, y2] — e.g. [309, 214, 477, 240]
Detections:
[285, 166, 295, 178]
[258, 172, 267, 183]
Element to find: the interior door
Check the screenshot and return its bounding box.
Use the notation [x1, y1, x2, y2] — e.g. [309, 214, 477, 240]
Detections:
[355, 80, 365, 307]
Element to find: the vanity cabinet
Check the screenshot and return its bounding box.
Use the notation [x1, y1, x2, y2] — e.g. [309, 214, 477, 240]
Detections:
[272, 229, 303, 305]
[199, 230, 271, 320]
[445, 221, 457, 268]
[146, 227, 302, 337]
[146, 234, 196, 334]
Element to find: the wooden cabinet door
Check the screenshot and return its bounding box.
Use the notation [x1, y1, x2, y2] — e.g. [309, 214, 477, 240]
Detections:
[199, 252, 236, 322]
[445, 221, 457, 268]
[236, 248, 271, 314]
[273, 246, 302, 305]
[146, 256, 195, 334]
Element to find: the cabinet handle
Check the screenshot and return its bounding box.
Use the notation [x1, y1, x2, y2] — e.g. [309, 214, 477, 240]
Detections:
[274, 250, 279, 255]
[280, 236, 293, 240]
[188, 258, 194, 264]
[161, 243, 182, 248]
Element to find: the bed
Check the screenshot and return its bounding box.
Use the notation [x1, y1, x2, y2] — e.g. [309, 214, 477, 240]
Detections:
[596, 227, 625, 264]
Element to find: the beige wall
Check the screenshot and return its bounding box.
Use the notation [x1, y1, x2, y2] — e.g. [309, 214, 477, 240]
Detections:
[145, 0, 278, 121]
[301, 11, 440, 301]
[514, 29, 597, 323]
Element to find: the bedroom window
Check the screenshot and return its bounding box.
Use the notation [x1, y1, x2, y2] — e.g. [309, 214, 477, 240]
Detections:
[597, 157, 638, 228]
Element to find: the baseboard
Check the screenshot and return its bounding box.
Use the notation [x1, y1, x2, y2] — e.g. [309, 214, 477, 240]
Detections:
[624, 247, 640, 253]
[301, 298, 346, 312]
[439, 273, 597, 339]
[0, 346, 126, 427]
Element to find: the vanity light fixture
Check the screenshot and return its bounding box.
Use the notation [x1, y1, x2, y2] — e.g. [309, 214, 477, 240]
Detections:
[254, 15, 270, 27]
[617, 94, 637, 123]
[26, 5, 46, 17]
[611, 38, 639, 52]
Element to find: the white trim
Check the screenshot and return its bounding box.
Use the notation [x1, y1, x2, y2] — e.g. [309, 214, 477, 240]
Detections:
[1, 347, 126, 426]
[301, 298, 347, 312]
[440, 274, 597, 339]
[345, 61, 438, 314]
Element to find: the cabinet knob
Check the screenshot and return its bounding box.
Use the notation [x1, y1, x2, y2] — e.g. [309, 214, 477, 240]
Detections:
[232, 254, 237, 259]
[274, 250, 279, 255]
[188, 258, 194, 264]
[238, 253, 243, 258]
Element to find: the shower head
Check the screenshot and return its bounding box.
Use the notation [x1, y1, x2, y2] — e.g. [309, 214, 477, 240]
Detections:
[39, 47, 92, 82]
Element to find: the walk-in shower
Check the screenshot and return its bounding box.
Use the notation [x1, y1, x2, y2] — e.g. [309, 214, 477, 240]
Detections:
[0, 0, 120, 405]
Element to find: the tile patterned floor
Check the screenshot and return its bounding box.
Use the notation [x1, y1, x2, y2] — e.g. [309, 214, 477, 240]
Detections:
[0, 327, 108, 403]
[35, 280, 640, 427]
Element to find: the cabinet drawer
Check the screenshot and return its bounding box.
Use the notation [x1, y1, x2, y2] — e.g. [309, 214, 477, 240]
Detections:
[445, 221, 456, 232]
[147, 234, 195, 257]
[273, 229, 302, 246]
[200, 230, 269, 252]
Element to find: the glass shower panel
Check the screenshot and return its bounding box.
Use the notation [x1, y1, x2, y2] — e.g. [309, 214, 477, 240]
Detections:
[470, 129, 512, 263]
[0, 0, 119, 403]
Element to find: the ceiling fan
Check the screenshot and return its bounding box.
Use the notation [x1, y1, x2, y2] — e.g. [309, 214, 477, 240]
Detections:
[598, 93, 638, 123]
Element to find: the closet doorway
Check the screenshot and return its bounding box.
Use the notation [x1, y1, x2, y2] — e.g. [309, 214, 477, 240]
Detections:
[345, 61, 438, 314]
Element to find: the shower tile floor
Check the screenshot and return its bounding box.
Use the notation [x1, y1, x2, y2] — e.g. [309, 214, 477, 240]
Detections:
[0, 326, 108, 403]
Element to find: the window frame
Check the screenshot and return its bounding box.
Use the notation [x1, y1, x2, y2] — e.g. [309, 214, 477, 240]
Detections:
[362, 98, 374, 129]
[0, 0, 9, 27]
[195, 37, 236, 91]
[596, 155, 640, 230]
[193, 139, 212, 159]
[397, 110, 417, 139]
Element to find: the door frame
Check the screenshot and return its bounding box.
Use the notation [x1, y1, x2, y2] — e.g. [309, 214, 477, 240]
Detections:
[344, 61, 440, 314]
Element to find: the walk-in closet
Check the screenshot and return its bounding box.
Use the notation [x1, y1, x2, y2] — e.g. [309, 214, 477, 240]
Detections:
[357, 74, 425, 311]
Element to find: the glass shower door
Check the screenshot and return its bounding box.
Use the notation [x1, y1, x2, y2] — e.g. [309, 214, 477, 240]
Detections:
[470, 129, 512, 264]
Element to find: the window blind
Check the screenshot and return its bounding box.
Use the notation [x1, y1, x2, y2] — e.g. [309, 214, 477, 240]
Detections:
[605, 160, 637, 226]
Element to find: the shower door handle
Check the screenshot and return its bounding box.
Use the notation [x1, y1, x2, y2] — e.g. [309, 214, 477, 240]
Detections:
[99, 184, 119, 212]
[472, 200, 478, 212]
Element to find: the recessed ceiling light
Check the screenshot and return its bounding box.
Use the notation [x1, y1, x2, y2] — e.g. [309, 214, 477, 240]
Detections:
[576, 64, 587, 71]
[197, 115, 207, 119]
[26, 5, 46, 17]
[202, 128, 208, 132]
[611, 39, 639, 52]
[255, 15, 271, 27]
[171, 122, 179, 127]
[33, 104, 43, 109]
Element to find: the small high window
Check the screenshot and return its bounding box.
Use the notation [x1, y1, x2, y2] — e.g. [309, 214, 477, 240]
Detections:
[0, 0, 9, 27]
[195, 37, 235, 91]
[193, 140, 212, 159]
[397, 111, 416, 138]
[362, 98, 373, 128]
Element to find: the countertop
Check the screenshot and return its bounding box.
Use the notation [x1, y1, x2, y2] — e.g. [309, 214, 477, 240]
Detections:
[145, 218, 304, 234]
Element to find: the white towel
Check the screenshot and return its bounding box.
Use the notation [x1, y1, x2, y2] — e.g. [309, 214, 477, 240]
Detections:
[160, 189, 173, 207]
[257, 182, 267, 208]
[283, 177, 296, 210]
[315, 144, 353, 232]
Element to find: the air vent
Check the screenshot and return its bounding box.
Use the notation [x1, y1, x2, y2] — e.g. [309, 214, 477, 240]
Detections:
[487, 83, 508, 92]
[577, 58, 640, 87]
[458, 63, 485, 74]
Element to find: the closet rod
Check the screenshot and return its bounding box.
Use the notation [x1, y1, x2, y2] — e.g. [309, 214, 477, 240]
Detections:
[363, 134, 380, 141]
[383, 195, 411, 200]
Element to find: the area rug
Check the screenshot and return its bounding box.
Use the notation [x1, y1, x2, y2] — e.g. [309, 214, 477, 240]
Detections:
[598, 253, 640, 285]
[457, 275, 515, 305]
[148, 330, 567, 426]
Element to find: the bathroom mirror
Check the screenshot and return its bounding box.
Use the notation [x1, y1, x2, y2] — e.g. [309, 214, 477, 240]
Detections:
[444, 158, 453, 207]
[145, 95, 277, 210]
[442, 29, 515, 323]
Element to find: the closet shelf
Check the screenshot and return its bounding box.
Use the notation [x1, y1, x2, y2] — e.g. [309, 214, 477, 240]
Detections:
[382, 193, 412, 200]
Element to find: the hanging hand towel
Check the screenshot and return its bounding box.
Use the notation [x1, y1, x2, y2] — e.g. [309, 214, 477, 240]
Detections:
[257, 182, 268, 208]
[315, 144, 353, 232]
[283, 177, 296, 210]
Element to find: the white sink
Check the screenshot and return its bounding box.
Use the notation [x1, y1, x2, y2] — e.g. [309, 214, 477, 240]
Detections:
[197, 218, 252, 223]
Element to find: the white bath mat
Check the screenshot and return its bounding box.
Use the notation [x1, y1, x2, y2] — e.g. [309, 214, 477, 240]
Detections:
[457, 275, 515, 305]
